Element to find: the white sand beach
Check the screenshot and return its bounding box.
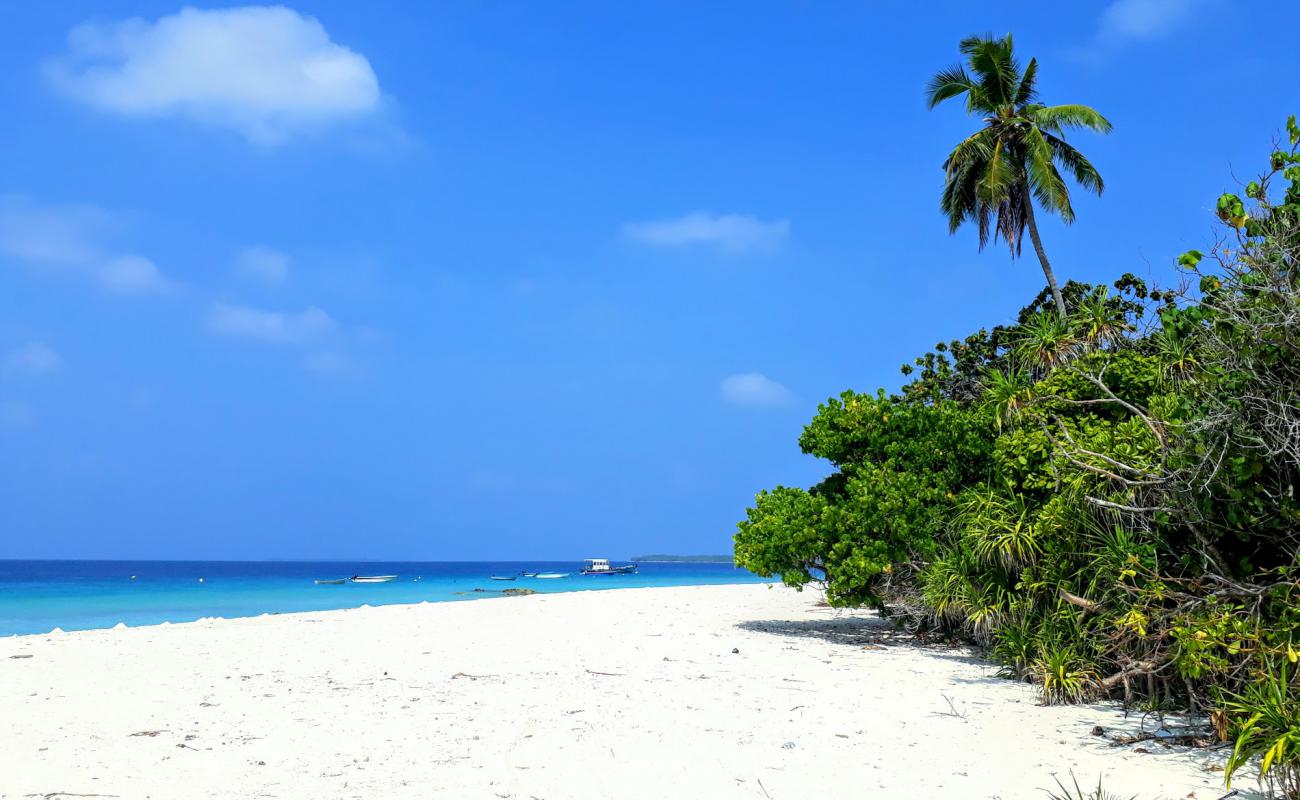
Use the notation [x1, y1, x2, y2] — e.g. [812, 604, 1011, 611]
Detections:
[2, 584, 1229, 799]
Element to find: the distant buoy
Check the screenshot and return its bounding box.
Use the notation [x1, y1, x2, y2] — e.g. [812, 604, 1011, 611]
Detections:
[130, 575, 137, 580]
[198, 578, 205, 583]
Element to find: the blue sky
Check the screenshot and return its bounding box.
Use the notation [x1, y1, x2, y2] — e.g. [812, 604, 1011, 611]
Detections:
[0, 1, 1293, 560]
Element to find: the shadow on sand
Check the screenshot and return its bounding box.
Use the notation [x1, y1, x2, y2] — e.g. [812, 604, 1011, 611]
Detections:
[736, 613, 988, 667]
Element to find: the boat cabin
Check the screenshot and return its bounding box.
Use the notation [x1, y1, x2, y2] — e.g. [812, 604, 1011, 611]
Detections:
[583, 558, 611, 572]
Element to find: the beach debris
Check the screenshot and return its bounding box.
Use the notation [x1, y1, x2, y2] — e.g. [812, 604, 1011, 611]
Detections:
[129, 730, 165, 737]
[1097, 723, 1218, 748]
[935, 694, 967, 720]
[451, 672, 498, 680]
[781, 741, 796, 749]
[585, 669, 625, 677]
[23, 793, 122, 798]
[9, 654, 33, 659]
[731, 647, 740, 654]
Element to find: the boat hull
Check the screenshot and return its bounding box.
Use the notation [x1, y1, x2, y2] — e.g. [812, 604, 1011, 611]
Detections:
[350, 575, 397, 584]
[580, 565, 638, 575]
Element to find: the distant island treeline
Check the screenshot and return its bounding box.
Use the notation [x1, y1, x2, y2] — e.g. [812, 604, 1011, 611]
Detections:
[630, 555, 735, 563]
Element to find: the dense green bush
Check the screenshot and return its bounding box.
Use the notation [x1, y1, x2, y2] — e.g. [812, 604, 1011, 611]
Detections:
[735, 118, 1300, 796]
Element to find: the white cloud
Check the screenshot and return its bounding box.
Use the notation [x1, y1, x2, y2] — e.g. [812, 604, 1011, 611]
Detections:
[721, 372, 793, 406]
[0, 196, 177, 295]
[0, 195, 112, 265]
[206, 302, 336, 343]
[48, 6, 383, 145]
[624, 212, 789, 255]
[235, 246, 290, 285]
[2, 342, 62, 378]
[100, 255, 171, 294]
[1098, 0, 1197, 40]
[0, 399, 35, 431]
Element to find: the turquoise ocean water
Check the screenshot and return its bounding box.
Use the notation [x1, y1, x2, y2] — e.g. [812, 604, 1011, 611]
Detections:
[0, 560, 770, 636]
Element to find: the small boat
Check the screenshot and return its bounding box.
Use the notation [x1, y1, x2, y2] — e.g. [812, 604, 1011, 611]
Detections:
[520, 572, 538, 577]
[350, 575, 398, 584]
[580, 558, 638, 576]
[535, 572, 569, 579]
[489, 575, 517, 581]
[314, 578, 346, 585]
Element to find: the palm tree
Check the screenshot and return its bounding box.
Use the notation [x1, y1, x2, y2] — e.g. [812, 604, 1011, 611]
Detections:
[927, 33, 1112, 316]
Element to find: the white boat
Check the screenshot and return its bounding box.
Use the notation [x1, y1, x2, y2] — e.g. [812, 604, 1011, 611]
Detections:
[350, 575, 397, 583]
[535, 572, 569, 579]
[581, 558, 637, 576]
[314, 578, 346, 585]
[489, 575, 516, 581]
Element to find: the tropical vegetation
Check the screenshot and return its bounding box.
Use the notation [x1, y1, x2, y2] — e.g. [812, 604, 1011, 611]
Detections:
[735, 111, 1300, 797]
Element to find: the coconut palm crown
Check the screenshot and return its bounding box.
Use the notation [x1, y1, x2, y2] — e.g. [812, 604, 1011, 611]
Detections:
[928, 33, 1112, 316]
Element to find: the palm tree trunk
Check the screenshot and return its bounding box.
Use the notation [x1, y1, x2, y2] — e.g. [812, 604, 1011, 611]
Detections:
[1023, 200, 1067, 316]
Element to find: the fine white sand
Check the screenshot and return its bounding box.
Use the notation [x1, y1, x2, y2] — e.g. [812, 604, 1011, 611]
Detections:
[1, 584, 1231, 799]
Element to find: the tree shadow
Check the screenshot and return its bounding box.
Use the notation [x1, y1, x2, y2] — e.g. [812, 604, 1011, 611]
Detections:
[736, 614, 988, 667]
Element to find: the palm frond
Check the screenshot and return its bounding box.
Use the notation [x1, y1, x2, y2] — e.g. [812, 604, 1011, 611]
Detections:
[959, 33, 1019, 108]
[1024, 126, 1075, 222]
[926, 65, 979, 109]
[994, 185, 1028, 255]
[1045, 133, 1105, 196]
[1031, 104, 1113, 135]
[941, 128, 995, 178]
[978, 137, 1018, 204]
[1015, 57, 1039, 106]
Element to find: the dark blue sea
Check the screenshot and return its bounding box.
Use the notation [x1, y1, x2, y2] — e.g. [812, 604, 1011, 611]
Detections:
[0, 560, 769, 636]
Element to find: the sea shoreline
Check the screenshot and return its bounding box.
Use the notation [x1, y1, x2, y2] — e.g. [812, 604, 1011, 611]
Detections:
[1, 578, 768, 640]
[0, 583, 1226, 799]
[0, 559, 768, 637]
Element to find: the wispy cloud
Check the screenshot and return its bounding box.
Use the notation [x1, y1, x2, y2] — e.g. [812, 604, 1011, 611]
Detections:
[1073, 0, 1202, 56]
[0, 196, 112, 265]
[0, 195, 178, 295]
[1099, 0, 1198, 40]
[47, 6, 383, 145]
[624, 212, 789, 256]
[100, 255, 172, 295]
[235, 246, 291, 285]
[205, 303, 337, 344]
[720, 372, 793, 406]
[1, 342, 61, 378]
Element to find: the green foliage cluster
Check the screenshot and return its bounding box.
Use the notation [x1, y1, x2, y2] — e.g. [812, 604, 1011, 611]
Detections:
[734, 119, 1300, 796]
